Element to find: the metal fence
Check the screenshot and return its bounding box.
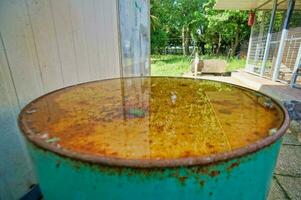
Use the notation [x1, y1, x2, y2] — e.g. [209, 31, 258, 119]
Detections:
[246, 27, 301, 83]
[245, 5, 301, 85]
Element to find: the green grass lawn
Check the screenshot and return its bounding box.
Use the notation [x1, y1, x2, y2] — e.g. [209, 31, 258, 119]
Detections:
[151, 55, 191, 76]
[151, 54, 246, 76]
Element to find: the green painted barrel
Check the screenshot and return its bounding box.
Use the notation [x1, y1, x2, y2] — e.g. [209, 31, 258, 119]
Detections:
[19, 77, 289, 200]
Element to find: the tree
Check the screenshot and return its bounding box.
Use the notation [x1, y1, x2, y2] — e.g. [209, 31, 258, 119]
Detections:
[150, 0, 251, 56]
[169, 0, 207, 55]
[203, 0, 250, 56]
[150, 0, 174, 54]
[150, 0, 207, 55]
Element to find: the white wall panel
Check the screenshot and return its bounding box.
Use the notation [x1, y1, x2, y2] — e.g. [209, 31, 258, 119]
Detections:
[0, 0, 150, 198]
[0, 0, 43, 107]
[50, 0, 79, 86]
[0, 0, 121, 198]
[0, 30, 36, 200]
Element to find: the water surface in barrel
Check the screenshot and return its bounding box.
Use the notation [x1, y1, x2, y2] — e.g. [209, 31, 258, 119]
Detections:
[20, 77, 284, 159]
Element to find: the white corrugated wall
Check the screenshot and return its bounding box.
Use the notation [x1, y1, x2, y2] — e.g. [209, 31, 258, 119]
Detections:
[0, 0, 150, 199]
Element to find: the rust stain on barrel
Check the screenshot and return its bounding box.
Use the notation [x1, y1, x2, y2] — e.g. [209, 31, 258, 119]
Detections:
[209, 170, 220, 177]
[19, 77, 289, 168]
[226, 162, 240, 171]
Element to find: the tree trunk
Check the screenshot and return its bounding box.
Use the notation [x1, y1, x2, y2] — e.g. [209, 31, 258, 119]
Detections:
[231, 29, 240, 57]
[182, 27, 185, 55]
[182, 26, 190, 56]
[216, 33, 222, 55]
[200, 42, 205, 55]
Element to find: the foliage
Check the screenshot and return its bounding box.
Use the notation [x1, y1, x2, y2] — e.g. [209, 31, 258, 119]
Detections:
[151, 29, 168, 54]
[150, 0, 169, 53]
[150, 0, 251, 56]
[225, 57, 247, 72]
[202, 0, 250, 56]
[151, 0, 206, 55]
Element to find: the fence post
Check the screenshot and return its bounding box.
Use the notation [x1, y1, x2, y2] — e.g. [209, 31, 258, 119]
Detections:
[272, 0, 295, 81]
[245, 20, 255, 71]
[260, 0, 278, 77]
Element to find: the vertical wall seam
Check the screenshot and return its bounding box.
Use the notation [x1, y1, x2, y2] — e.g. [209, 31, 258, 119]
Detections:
[0, 31, 21, 110]
[93, 0, 102, 79]
[82, 0, 92, 80]
[105, 1, 111, 78]
[68, 0, 80, 83]
[49, 0, 65, 86]
[24, 0, 46, 93]
[116, 0, 124, 78]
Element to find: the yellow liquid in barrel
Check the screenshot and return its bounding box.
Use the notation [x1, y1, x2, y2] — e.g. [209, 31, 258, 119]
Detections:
[21, 77, 284, 159]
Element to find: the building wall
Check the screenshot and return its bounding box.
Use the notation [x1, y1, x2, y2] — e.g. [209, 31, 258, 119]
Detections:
[0, 0, 122, 199]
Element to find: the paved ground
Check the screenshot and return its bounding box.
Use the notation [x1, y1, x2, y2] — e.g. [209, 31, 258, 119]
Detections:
[268, 121, 301, 200]
[184, 71, 301, 200]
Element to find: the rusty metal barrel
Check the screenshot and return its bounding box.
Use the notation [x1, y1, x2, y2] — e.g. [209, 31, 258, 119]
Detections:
[19, 77, 289, 200]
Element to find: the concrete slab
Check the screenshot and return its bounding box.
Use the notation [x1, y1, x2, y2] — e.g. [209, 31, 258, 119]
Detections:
[283, 126, 301, 146]
[232, 71, 301, 102]
[268, 177, 288, 200]
[276, 175, 301, 200]
[275, 145, 301, 176]
[184, 71, 301, 102]
[232, 71, 283, 90]
[283, 133, 301, 146]
[183, 73, 248, 87]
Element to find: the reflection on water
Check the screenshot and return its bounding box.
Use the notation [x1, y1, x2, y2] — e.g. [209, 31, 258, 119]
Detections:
[20, 77, 284, 159]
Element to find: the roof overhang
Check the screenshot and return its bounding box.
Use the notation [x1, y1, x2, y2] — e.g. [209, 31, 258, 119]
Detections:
[215, 0, 301, 10]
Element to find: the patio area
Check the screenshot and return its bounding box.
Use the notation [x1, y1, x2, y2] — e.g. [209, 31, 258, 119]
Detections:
[184, 70, 301, 199]
[1, 0, 300, 198]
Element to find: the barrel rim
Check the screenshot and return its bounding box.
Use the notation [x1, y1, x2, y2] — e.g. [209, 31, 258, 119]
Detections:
[18, 76, 290, 168]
